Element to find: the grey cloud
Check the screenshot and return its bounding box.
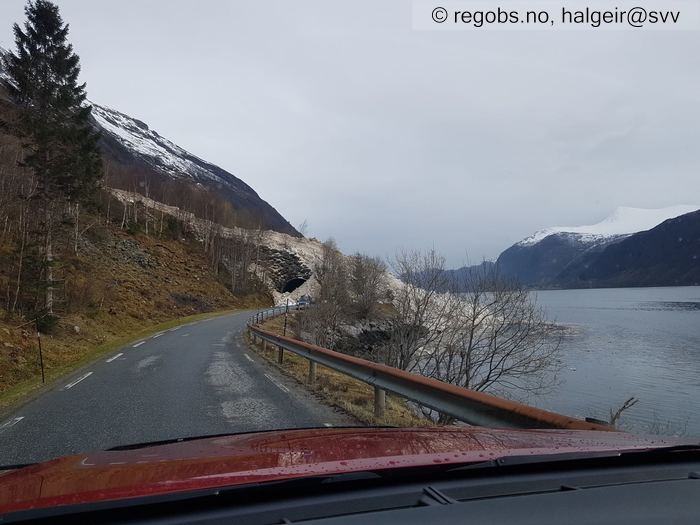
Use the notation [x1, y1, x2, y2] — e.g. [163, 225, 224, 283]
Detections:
[0, 0, 697, 265]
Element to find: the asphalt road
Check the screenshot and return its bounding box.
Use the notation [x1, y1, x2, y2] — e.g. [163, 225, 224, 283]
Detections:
[0, 311, 356, 466]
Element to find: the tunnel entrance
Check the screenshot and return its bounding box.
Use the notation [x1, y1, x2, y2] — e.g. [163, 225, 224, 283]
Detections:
[282, 277, 307, 293]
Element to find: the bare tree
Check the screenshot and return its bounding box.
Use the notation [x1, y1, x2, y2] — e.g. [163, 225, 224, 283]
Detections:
[608, 397, 639, 427]
[418, 265, 561, 404]
[304, 238, 349, 348]
[349, 253, 388, 319]
[298, 219, 309, 237]
[383, 249, 460, 372]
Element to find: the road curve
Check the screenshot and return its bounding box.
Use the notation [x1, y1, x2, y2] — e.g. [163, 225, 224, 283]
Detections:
[0, 311, 356, 466]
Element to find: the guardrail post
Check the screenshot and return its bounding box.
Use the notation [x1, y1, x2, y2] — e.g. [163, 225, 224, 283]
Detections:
[263, 339, 268, 352]
[308, 360, 316, 385]
[277, 345, 284, 364]
[374, 386, 386, 419]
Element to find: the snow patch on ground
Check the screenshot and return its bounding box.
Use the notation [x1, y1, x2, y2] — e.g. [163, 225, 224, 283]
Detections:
[518, 205, 700, 246]
[0, 47, 15, 88]
[109, 188, 330, 303]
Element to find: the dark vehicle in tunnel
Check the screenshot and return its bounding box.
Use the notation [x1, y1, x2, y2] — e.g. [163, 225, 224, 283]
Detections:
[297, 295, 312, 308]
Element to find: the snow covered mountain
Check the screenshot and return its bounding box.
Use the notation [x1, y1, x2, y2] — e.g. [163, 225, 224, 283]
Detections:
[518, 205, 700, 247]
[499, 205, 700, 288]
[0, 46, 298, 236]
[92, 104, 299, 236]
[93, 104, 232, 186]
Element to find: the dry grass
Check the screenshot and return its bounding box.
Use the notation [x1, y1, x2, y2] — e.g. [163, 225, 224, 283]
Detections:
[250, 315, 429, 428]
[0, 218, 270, 411]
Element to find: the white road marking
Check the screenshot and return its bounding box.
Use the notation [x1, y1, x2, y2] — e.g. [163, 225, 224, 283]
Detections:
[132, 341, 145, 348]
[181, 333, 190, 337]
[0, 416, 24, 433]
[264, 373, 290, 393]
[64, 372, 93, 390]
[109, 461, 126, 465]
[323, 423, 333, 427]
[212, 343, 225, 347]
[169, 326, 181, 332]
[152, 332, 164, 339]
[244, 354, 254, 363]
[106, 353, 123, 363]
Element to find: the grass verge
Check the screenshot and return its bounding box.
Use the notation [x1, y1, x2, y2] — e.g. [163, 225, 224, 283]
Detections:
[249, 316, 429, 428]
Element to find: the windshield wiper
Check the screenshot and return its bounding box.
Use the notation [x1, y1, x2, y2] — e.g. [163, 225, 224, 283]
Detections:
[0, 462, 36, 471]
[106, 425, 390, 451]
[447, 444, 700, 473]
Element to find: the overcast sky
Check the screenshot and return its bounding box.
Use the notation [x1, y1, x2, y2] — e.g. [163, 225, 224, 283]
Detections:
[1, 1, 698, 265]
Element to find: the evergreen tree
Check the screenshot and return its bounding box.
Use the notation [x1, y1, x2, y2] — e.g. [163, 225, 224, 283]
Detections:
[3, 0, 102, 201]
[1, 0, 102, 314]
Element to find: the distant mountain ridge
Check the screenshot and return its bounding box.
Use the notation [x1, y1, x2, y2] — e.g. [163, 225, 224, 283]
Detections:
[556, 210, 700, 288]
[497, 205, 700, 289]
[517, 205, 700, 246]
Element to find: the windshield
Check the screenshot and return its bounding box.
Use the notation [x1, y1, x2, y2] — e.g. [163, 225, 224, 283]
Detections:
[0, 0, 698, 472]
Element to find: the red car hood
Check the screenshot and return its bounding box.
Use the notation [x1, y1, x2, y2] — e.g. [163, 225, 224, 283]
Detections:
[0, 426, 689, 515]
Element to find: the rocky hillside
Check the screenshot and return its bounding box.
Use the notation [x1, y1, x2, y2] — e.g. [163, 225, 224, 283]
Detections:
[108, 189, 321, 304]
[0, 202, 271, 408]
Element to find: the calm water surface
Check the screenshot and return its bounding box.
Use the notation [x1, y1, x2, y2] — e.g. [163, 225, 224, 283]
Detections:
[528, 286, 700, 436]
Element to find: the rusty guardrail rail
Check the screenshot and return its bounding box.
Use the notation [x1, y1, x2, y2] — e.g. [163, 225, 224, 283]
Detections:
[247, 307, 611, 432]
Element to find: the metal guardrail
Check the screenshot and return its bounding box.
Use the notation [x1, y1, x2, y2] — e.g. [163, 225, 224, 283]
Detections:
[247, 304, 303, 328]
[247, 308, 612, 432]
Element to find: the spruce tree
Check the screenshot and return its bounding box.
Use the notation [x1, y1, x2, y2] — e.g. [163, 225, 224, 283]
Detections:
[2, 0, 103, 314]
[3, 0, 102, 201]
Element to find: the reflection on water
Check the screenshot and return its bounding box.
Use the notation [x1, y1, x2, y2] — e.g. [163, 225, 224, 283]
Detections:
[639, 301, 700, 312]
[523, 286, 700, 437]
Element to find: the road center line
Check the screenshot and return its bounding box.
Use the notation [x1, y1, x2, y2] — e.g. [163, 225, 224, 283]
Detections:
[244, 353, 254, 362]
[132, 341, 145, 348]
[181, 333, 190, 337]
[264, 373, 290, 393]
[63, 372, 93, 390]
[106, 353, 123, 363]
[0, 416, 24, 434]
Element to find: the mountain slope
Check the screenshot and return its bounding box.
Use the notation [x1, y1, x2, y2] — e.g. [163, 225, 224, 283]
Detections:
[498, 205, 700, 288]
[0, 45, 297, 237]
[557, 210, 700, 288]
[92, 104, 299, 236]
[517, 205, 700, 246]
[497, 233, 617, 287]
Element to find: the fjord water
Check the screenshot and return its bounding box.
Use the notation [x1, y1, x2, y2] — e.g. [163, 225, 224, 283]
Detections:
[531, 286, 700, 436]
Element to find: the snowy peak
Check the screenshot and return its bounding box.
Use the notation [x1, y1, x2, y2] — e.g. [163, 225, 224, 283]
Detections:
[91, 103, 230, 186]
[518, 205, 700, 246]
[92, 103, 299, 236]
